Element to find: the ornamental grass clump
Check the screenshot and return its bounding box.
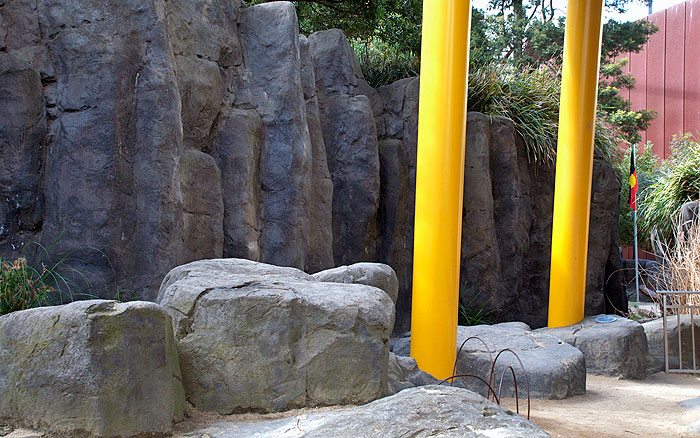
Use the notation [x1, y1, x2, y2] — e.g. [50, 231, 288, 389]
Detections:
[640, 134, 700, 241]
[0, 257, 55, 316]
[467, 63, 621, 165]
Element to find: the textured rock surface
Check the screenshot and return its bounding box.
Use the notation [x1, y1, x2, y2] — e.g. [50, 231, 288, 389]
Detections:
[644, 315, 700, 372]
[183, 385, 549, 438]
[454, 323, 586, 399]
[374, 78, 420, 332]
[0, 0, 336, 300]
[312, 262, 399, 304]
[378, 108, 626, 330]
[239, 2, 312, 268]
[157, 259, 394, 414]
[0, 300, 185, 437]
[0, 0, 186, 299]
[387, 353, 440, 395]
[299, 35, 334, 272]
[309, 29, 381, 266]
[537, 315, 648, 379]
[181, 149, 224, 263]
[0, 6, 623, 329]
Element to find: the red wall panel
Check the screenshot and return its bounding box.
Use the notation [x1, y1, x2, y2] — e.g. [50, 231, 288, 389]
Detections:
[685, 0, 700, 137]
[629, 39, 648, 146]
[646, 11, 667, 157]
[664, 3, 686, 158]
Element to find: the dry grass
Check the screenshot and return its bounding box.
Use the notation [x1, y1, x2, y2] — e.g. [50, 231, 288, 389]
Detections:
[656, 216, 700, 312]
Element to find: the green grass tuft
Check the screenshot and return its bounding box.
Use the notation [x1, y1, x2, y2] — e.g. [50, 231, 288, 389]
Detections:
[0, 257, 56, 316]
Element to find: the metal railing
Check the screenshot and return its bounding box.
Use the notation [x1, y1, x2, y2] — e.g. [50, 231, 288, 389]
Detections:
[659, 290, 700, 373]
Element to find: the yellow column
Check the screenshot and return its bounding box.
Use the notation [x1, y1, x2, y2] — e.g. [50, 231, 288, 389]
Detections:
[548, 0, 605, 328]
[411, 0, 471, 379]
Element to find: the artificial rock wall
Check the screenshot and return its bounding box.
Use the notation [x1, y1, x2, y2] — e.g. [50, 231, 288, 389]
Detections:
[0, 0, 624, 331]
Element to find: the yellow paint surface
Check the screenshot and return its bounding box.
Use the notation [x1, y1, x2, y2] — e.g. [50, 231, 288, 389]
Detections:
[410, 0, 472, 379]
[548, 0, 605, 328]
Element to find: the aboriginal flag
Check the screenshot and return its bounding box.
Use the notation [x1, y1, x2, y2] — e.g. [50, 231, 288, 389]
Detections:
[629, 147, 638, 210]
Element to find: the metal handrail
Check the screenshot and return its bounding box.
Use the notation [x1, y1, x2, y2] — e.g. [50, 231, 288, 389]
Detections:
[660, 290, 700, 373]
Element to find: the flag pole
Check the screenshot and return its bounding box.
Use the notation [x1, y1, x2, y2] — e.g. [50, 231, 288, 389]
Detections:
[634, 205, 640, 303]
[633, 145, 640, 304]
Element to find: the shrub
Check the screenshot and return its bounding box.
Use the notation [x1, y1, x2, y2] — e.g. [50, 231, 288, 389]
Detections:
[640, 134, 700, 241]
[352, 39, 419, 88]
[355, 52, 624, 165]
[0, 257, 55, 316]
[466, 63, 621, 165]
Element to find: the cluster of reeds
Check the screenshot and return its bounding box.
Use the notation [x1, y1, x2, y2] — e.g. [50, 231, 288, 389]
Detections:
[655, 215, 700, 312]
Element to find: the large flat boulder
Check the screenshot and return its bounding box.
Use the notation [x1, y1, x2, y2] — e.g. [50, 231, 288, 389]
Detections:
[0, 300, 185, 437]
[537, 315, 648, 379]
[454, 323, 586, 399]
[184, 385, 549, 437]
[156, 258, 395, 414]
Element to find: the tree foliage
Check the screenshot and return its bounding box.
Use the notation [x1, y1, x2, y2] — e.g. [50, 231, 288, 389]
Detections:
[248, 0, 657, 147]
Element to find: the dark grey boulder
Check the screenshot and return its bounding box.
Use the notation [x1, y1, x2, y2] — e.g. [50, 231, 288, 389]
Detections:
[680, 200, 699, 239]
[537, 315, 648, 379]
[299, 35, 334, 273]
[0, 300, 185, 437]
[209, 108, 263, 261]
[390, 334, 411, 356]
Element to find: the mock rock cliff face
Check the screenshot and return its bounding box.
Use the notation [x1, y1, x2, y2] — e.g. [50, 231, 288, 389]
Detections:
[0, 1, 623, 328]
[376, 78, 625, 330]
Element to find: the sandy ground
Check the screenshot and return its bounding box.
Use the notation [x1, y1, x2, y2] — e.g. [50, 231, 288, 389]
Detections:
[5, 372, 700, 437]
[504, 372, 700, 438]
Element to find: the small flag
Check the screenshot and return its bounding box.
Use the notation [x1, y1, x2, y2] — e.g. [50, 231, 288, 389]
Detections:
[629, 147, 638, 210]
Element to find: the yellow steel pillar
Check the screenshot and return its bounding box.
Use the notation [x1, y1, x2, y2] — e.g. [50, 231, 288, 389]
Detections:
[411, 0, 471, 379]
[548, 0, 605, 328]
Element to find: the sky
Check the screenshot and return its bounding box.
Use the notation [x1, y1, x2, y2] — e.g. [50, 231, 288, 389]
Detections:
[471, 0, 687, 23]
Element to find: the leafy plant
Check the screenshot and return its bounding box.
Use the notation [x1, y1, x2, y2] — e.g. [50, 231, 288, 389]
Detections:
[0, 257, 56, 316]
[640, 134, 700, 241]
